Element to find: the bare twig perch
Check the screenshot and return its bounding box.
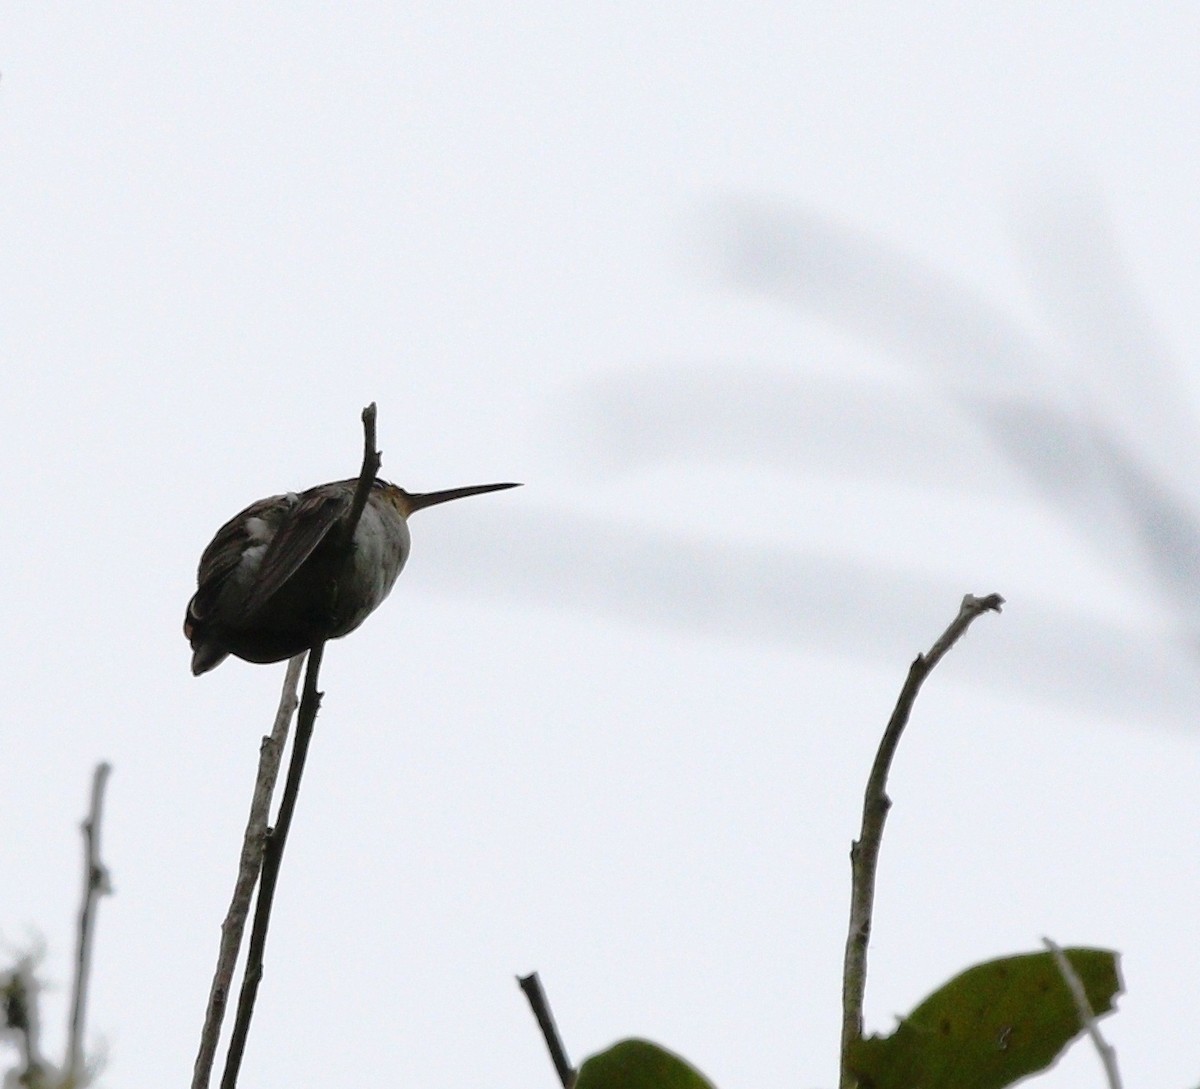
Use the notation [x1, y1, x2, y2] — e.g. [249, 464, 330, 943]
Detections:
[1043, 937, 1123, 1089]
[218, 404, 381, 1089]
[192, 654, 305, 1089]
[518, 972, 576, 1088]
[67, 761, 113, 1083]
[839, 592, 1004, 1089]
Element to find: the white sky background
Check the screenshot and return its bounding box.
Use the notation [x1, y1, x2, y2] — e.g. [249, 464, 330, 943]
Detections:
[3, 5, 1200, 1088]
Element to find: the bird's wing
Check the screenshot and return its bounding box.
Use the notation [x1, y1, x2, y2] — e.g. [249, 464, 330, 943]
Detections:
[189, 493, 290, 625]
[241, 485, 353, 615]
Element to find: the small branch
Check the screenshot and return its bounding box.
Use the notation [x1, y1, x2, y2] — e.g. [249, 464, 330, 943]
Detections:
[337, 401, 381, 554]
[219, 404, 380, 1089]
[192, 653, 305, 1089]
[839, 592, 1003, 1089]
[220, 643, 325, 1089]
[67, 761, 113, 1082]
[1043, 937, 1122, 1089]
[518, 972, 575, 1088]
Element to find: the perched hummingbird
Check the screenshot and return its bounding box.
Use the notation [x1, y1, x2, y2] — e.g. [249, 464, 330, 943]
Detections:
[185, 477, 520, 675]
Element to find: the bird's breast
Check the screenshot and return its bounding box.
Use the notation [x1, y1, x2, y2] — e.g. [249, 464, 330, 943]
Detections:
[333, 499, 411, 634]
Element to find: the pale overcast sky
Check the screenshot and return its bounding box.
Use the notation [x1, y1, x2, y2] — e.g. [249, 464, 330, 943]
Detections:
[3, 6, 1199, 1088]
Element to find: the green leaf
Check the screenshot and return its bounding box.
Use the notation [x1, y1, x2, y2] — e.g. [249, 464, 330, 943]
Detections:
[575, 1038, 717, 1089]
[846, 947, 1122, 1089]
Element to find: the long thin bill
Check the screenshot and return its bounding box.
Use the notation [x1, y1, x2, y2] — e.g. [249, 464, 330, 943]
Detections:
[403, 481, 522, 514]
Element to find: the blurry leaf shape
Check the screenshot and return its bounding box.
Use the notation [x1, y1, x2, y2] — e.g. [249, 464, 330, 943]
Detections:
[1011, 181, 1200, 486]
[720, 202, 1200, 590]
[512, 192, 1200, 726]
[578, 366, 1000, 487]
[846, 948, 1121, 1089]
[575, 1039, 717, 1089]
[580, 366, 1139, 567]
[718, 200, 1061, 403]
[425, 508, 1200, 721]
[1086, 429, 1200, 626]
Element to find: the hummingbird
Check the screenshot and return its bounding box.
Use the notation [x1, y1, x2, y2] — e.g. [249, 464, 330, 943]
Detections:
[185, 477, 520, 675]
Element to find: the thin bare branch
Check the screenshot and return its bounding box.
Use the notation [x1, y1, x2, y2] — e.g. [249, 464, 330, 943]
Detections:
[220, 643, 325, 1089]
[219, 404, 380, 1088]
[1043, 937, 1122, 1089]
[337, 401, 381, 554]
[839, 592, 1004, 1089]
[67, 761, 113, 1082]
[518, 972, 575, 1088]
[192, 653, 305, 1089]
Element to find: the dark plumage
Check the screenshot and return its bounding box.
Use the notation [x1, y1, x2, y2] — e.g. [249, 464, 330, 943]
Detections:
[185, 477, 520, 674]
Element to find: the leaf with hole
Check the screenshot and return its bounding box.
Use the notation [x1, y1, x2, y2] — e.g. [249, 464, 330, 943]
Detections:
[846, 947, 1121, 1089]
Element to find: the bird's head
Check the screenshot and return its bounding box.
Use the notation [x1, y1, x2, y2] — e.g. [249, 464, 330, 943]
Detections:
[388, 480, 522, 517]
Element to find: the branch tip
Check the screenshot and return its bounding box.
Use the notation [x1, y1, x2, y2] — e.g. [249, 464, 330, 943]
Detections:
[518, 971, 575, 1088]
[839, 592, 1003, 1089]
